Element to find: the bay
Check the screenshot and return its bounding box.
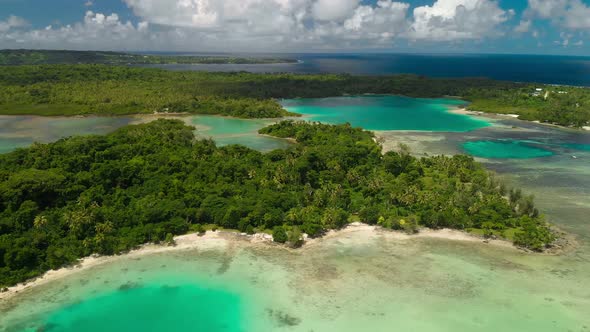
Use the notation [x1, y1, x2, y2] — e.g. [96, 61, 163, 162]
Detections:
[281, 95, 489, 132]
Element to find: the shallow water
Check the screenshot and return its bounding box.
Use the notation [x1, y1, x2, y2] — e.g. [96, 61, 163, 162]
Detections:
[189, 115, 292, 151]
[462, 140, 555, 159]
[39, 283, 243, 332]
[0, 115, 291, 154]
[282, 96, 490, 132]
[0, 116, 137, 154]
[2, 229, 589, 332]
[2, 99, 590, 331]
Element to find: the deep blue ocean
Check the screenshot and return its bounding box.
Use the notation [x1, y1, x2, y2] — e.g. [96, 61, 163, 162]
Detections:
[142, 53, 590, 86]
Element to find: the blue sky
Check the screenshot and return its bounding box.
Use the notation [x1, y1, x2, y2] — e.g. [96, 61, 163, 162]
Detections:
[0, 0, 588, 55]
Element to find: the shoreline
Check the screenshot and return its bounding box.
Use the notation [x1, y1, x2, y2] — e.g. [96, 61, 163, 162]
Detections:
[450, 107, 590, 132]
[0, 223, 520, 302]
[449, 106, 515, 119]
[1, 102, 585, 132]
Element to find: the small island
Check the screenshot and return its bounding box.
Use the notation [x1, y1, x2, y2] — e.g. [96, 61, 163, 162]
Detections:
[0, 119, 555, 288]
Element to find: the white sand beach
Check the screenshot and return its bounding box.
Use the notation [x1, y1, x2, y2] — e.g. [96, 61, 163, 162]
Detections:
[0, 223, 518, 302]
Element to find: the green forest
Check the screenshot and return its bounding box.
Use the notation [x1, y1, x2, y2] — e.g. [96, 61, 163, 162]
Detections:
[0, 119, 554, 287]
[0, 65, 588, 127]
[0, 49, 297, 65]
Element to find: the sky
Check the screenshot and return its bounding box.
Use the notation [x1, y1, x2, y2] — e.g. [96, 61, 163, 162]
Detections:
[0, 0, 588, 55]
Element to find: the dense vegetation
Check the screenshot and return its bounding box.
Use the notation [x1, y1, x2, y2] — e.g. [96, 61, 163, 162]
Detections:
[467, 86, 590, 128]
[0, 119, 554, 287]
[0, 65, 296, 118]
[0, 64, 588, 126]
[0, 49, 297, 65]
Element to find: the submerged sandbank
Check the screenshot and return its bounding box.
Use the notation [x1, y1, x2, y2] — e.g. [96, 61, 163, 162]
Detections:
[0, 223, 518, 302]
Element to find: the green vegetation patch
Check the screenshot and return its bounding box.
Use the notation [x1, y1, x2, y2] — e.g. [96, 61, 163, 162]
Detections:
[0, 49, 297, 65]
[0, 64, 588, 126]
[0, 119, 554, 287]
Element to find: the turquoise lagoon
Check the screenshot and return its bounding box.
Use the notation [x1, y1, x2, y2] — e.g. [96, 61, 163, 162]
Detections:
[281, 95, 490, 132]
[462, 140, 555, 159]
[189, 115, 292, 151]
[0, 115, 290, 154]
[562, 143, 590, 152]
[38, 283, 243, 332]
[3, 224, 590, 332]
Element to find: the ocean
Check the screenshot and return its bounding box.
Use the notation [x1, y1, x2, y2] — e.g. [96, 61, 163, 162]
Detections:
[141, 53, 590, 86]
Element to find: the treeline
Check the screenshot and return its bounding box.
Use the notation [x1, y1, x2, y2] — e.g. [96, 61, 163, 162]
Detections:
[467, 86, 590, 128]
[0, 49, 297, 65]
[0, 66, 295, 118]
[0, 119, 553, 287]
[0, 65, 588, 126]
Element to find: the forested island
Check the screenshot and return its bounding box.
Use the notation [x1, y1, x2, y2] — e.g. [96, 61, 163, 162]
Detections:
[0, 119, 555, 287]
[0, 49, 297, 66]
[0, 65, 589, 127]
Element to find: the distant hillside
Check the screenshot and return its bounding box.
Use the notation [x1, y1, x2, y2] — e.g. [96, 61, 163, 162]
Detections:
[0, 49, 297, 65]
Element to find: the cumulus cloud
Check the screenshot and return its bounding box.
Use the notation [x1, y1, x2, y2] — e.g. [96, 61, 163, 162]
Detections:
[0, 11, 149, 50]
[0, 0, 519, 51]
[514, 20, 531, 33]
[525, 0, 590, 29]
[121, 0, 411, 48]
[409, 0, 513, 41]
[124, 0, 221, 28]
[0, 15, 29, 33]
[313, 0, 409, 45]
[312, 0, 359, 21]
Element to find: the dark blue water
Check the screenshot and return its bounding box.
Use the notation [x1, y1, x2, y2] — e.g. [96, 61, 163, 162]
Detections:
[141, 53, 590, 86]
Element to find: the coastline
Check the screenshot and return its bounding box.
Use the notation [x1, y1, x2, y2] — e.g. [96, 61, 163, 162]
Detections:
[1, 103, 583, 132]
[449, 106, 516, 119]
[450, 106, 590, 131]
[0, 223, 518, 302]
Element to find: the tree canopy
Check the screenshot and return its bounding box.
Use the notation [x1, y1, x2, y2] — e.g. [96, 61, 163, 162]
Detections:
[0, 65, 588, 127]
[0, 49, 297, 65]
[0, 119, 554, 287]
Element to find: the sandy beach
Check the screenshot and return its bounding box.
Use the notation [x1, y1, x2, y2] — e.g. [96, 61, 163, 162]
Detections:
[448, 107, 519, 119]
[0, 223, 518, 302]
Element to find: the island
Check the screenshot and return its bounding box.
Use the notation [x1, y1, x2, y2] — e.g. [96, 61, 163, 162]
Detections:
[0, 64, 588, 128]
[0, 118, 555, 288]
[0, 49, 298, 66]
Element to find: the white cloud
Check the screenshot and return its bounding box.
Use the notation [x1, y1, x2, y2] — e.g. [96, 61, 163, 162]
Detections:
[0, 0, 518, 51]
[122, 0, 411, 48]
[123, 0, 311, 31]
[0, 11, 150, 50]
[0, 15, 29, 33]
[561, 0, 590, 29]
[409, 0, 513, 41]
[514, 20, 531, 33]
[313, 0, 409, 43]
[554, 31, 574, 47]
[344, 1, 409, 33]
[527, 0, 567, 18]
[526, 0, 590, 29]
[312, 0, 359, 21]
[124, 0, 220, 28]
